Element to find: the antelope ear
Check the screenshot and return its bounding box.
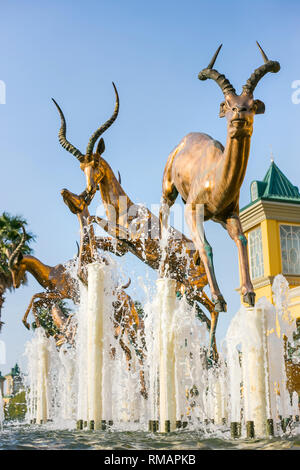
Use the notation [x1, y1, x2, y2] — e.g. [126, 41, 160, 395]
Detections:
[219, 101, 226, 118]
[254, 99, 265, 115]
[96, 138, 105, 155]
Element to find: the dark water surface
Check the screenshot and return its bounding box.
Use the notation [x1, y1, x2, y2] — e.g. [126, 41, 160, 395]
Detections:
[0, 424, 300, 450]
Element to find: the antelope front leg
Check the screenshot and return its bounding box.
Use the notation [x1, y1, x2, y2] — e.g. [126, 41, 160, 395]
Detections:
[185, 204, 227, 312]
[119, 338, 132, 367]
[225, 215, 255, 307]
[22, 297, 36, 330]
[193, 291, 219, 361]
[23, 292, 64, 330]
[208, 311, 219, 363]
[22, 293, 47, 330]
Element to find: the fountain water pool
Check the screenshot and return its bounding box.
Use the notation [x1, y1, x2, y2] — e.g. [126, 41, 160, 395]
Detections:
[3, 259, 299, 449]
[0, 388, 4, 430]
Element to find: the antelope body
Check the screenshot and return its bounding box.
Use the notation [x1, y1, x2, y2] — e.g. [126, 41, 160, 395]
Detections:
[159, 43, 280, 312]
[8, 239, 78, 330]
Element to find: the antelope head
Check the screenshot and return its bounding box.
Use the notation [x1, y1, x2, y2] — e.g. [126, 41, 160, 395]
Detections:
[198, 42, 280, 138]
[52, 83, 119, 201]
[7, 226, 27, 288]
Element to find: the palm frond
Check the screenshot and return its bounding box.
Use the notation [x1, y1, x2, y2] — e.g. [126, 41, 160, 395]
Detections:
[0, 212, 35, 331]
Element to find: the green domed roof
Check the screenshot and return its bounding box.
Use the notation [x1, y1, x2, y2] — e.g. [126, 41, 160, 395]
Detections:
[5, 363, 21, 378]
[11, 363, 20, 377]
[242, 161, 300, 211]
[261, 161, 300, 201]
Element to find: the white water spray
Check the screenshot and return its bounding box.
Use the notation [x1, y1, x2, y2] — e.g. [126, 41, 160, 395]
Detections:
[24, 258, 299, 438]
[0, 388, 4, 430]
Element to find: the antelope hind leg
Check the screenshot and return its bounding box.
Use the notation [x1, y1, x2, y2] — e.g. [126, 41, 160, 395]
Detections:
[208, 311, 219, 363]
[225, 215, 255, 307]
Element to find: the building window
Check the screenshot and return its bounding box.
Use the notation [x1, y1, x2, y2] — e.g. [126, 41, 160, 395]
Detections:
[251, 181, 258, 202]
[280, 225, 300, 275]
[248, 227, 264, 279]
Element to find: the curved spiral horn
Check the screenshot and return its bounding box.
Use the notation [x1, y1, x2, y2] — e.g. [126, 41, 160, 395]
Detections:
[198, 45, 236, 96]
[242, 41, 280, 95]
[85, 82, 119, 160]
[120, 277, 131, 290]
[8, 225, 27, 269]
[76, 241, 80, 258]
[52, 98, 84, 162]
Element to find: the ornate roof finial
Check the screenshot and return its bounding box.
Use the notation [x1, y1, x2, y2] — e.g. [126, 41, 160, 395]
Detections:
[270, 145, 274, 163]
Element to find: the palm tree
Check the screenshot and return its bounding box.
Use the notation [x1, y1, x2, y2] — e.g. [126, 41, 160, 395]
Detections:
[0, 212, 35, 330]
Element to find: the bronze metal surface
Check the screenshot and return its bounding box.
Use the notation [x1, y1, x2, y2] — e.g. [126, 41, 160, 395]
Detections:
[159, 43, 280, 312]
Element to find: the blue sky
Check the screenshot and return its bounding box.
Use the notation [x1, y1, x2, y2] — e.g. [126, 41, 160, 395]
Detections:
[1, 0, 300, 372]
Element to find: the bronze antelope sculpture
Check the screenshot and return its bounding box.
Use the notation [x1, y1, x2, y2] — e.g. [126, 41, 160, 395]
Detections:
[7, 227, 78, 330]
[159, 42, 280, 312]
[7, 224, 148, 397]
[52, 85, 220, 359]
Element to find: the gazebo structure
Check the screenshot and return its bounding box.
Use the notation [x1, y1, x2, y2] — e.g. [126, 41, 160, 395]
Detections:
[239, 160, 300, 320]
[4, 364, 23, 400]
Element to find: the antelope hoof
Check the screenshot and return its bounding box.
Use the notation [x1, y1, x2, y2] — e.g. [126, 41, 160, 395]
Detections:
[56, 337, 66, 347]
[212, 295, 227, 313]
[243, 292, 256, 307]
[193, 251, 201, 266]
[22, 320, 30, 330]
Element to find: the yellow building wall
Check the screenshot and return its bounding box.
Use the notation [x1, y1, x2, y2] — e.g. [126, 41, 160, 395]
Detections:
[240, 216, 300, 394]
[288, 286, 300, 321]
[253, 285, 273, 303]
[4, 376, 13, 397]
[240, 218, 300, 320]
[3, 397, 11, 406]
[261, 219, 281, 277]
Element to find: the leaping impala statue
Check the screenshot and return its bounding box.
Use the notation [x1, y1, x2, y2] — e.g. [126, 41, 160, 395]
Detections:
[159, 42, 280, 312]
[52, 84, 221, 359]
[6, 224, 148, 398]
